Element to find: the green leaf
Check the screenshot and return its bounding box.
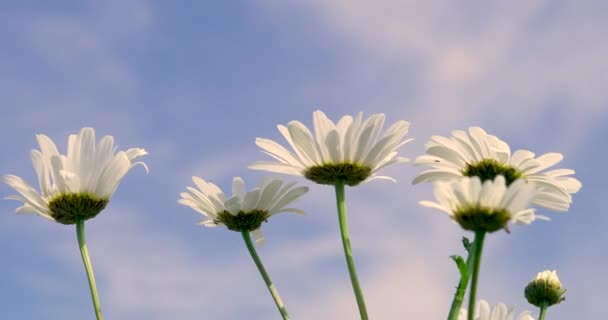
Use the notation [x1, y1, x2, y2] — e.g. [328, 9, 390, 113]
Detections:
[450, 255, 468, 279]
[462, 237, 472, 253]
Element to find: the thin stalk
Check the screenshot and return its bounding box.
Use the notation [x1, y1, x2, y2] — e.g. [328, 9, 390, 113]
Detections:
[334, 180, 369, 320]
[447, 248, 474, 319]
[241, 230, 290, 320]
[538, 301, 549, 320]
[467, 230, 486, 320]
[76, 219, 103, 320]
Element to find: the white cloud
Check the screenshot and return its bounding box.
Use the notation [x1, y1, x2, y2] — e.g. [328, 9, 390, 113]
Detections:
[259, 0, 608, 149]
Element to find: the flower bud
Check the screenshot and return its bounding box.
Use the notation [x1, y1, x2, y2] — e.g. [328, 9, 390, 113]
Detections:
[525, 270, 566, 307]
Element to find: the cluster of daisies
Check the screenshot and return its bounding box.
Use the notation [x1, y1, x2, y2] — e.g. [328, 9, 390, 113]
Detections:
[3, 110, 578, 320]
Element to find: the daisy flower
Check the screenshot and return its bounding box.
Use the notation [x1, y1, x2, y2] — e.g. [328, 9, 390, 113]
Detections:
[420, 176, 537, 233]
[3, 127, 148, 224]
[179, 176, 308, 320]
[3, 127, 147, 320]
[413, 127, 581, 212]
[178, 176, 308, 244]
[250, 110, 412, 186]
[459, 300, 535, 320]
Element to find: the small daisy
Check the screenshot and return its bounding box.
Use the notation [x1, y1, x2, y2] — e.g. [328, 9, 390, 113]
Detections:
[250, 110, 412, 186]
[180, 176, 308, 319]
[420, 176, 537, 233]
[4, 127, 148, 224]
[179, 176, 308, 244]
[413, 127, 581, 212]
[525, 270, 566, 309]
[459, 300, 535, 320]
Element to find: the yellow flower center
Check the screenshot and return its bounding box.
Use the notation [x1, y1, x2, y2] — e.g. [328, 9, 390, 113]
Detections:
[48, 193, 109, 225]
[304, 162, 372, 186]
[453, 205, 511, 233]
[215, 210, 270, 231]
[462, 159, 523, 186]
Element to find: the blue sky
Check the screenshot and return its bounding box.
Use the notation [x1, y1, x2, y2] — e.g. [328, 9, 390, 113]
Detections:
[1, 1, 607, 319]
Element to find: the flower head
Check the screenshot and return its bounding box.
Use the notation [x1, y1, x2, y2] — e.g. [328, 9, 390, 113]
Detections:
[250, 110, 412, 186]
[525, 270, 566, 308]
[413, 127, 581, 211]
[178, 176, 308, 244]
[420, 176, 537, 233]
[3, 127, 147, 224]
[459, 300, 535, 320]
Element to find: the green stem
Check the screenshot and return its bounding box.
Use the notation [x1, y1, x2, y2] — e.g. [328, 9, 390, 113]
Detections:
[447, 250, 474, 319]
[334, 180, 369, 320]
[76, 219, 103, 320]
[241, 230, 290, 320]
[538, 301, 548, 320]
[467, 231, 486, 320]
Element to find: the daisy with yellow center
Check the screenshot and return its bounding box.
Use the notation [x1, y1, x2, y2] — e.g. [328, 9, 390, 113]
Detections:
[3, 127, 147, 320]
[250, 110, 413, 320]
[421, 176, 537, 320]
[179, 176, 308, 320]
[413, 126, 581, 212]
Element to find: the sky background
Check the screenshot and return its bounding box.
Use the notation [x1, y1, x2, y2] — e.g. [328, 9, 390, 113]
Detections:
[1, 1, 607, 319]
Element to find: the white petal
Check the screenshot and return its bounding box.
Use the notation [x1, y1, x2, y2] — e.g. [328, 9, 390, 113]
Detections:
[275, 207, 306, 215]
[94, 152, 130, 198]
[419, 146, 467, 168]
[49, 155, 68, 194]
[412, 169, 462, 184]
[192, 176, 225, 202]
[452, 130, 482, 162]
[30, 150, 51, 197]
[257, 178, 284, 210]
[232, 177, 246, 199]
[3, 175, 50, 215]
[353, 114, 385, 162]
[313, 110, 334, 163]
[344, 113, 363, 161]
[241, 188, 261, 213]
[419, 200, 452, 215]
[510, 149, 535, 167]
[77, 128, 96, 191]
[249, 162, 304, 176]
[287, 121, 322, 165]
[324, 130, 342, 163]
[252, 228, 266, 246]
[278, 124, 314, 166]
[125, 147, 148, 162]
[525, 153, 563, 174]
[364, 175, 397, 183]
[427, 134, 471, 162]
[372, 156, 409, 174]
[468, 127, 492, 159]
[36, 134, 60, 157]
[224, 195, 242, 214]
[255, 138, 304, 167]
[269, 186, 308, 214]
[198, 218, 221, 227]
[183, 188, 222, 213]
[543, 168, 575, 177]
[511, 209, 537, 224]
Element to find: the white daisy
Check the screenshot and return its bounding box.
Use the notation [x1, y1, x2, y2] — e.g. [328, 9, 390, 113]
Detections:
[420, 176, 537, 233]
[250, 110, 412, 186]
[525, 270, 566, 307]
[459, 300, 535, 320]
[178, 176, 308, 244]
[413, 127, 581, 212]
[3, 127, 147, 224]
